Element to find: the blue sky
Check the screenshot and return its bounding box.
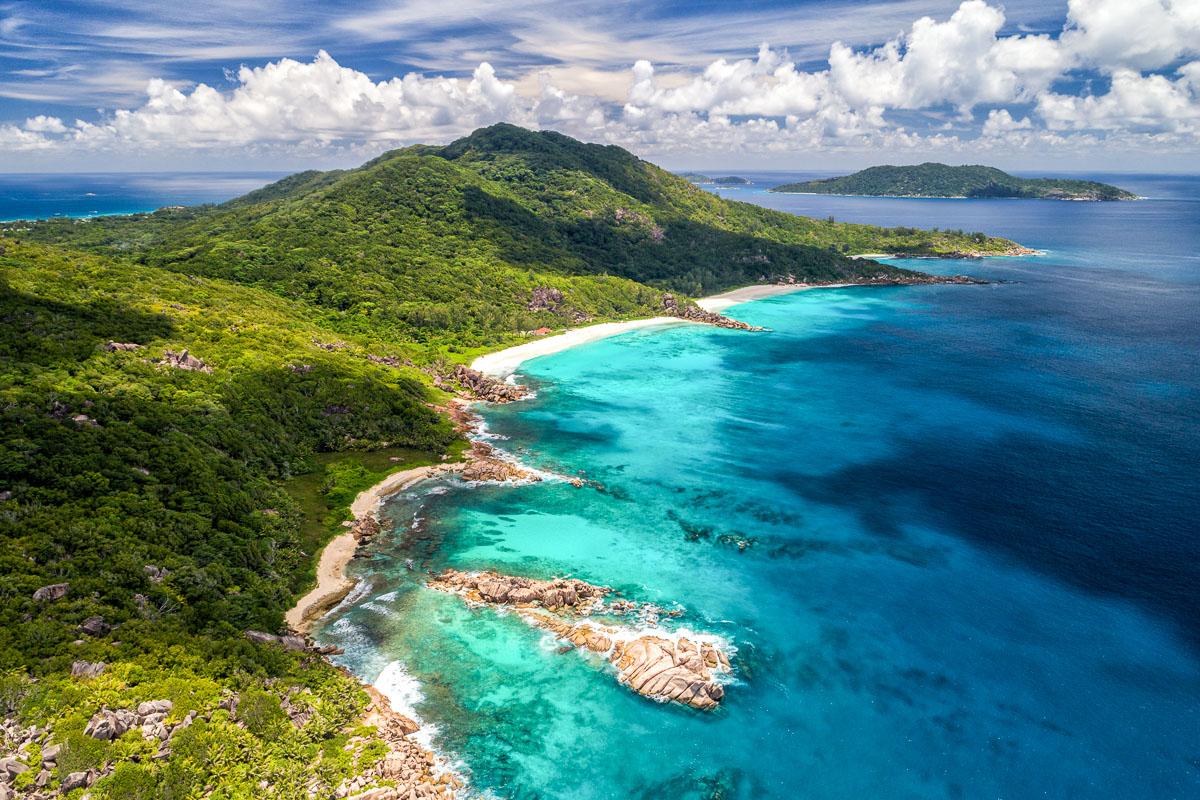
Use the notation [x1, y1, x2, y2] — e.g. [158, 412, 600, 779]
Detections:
[1, 0, 1197, 171]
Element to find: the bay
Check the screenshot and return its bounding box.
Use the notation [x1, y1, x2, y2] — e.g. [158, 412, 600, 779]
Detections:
[321, 173, 1200, 799]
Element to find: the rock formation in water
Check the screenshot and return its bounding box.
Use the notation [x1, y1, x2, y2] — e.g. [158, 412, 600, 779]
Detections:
[428, 569, 733, 710]
[660, 294, 768, 331]
[431, 569, 607, 609]
[448, 364, 527, 403]
[461, 441, 542, 484]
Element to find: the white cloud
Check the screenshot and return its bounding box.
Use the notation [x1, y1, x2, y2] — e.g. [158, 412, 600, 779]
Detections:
[4, 1, 1199, 168]
[0, 124, 54, 150]
[1062, 0, 1200, 71]
[23, 115, 68, 133]
[62, 52, 523, 149]
[1037, 65, 1200, 132]
[828, 0, 1071, 114]
[982, 108, 1034, 136]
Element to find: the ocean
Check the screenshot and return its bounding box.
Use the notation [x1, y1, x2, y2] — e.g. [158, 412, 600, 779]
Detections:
[11, 170, 1199, 797]
[318, 173, 1200, 799]
[0, 172, 285, 221]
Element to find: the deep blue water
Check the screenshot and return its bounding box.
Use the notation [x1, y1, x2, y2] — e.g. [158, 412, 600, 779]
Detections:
[310, 173, 1200, 799]
[0, 172, 285, 221]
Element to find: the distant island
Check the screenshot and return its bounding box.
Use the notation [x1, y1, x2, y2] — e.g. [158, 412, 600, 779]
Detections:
[678, 172, 753, 185]
[770, 163, 1138, 201]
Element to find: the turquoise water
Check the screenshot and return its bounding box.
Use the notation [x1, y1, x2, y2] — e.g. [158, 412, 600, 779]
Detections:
[319, 177, 1200, 799]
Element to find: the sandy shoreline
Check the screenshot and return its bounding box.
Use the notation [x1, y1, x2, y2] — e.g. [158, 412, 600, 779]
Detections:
[285, 463, 460, 631]
[471, 316, 690, 378]
[472, 286, 869, 376]
[695, 283, 854, 312]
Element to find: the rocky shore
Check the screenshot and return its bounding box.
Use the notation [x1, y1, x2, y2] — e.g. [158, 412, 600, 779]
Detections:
[428, 570, 733, 710]
[883, 245, 1039, 259]
[0, 664, 464, 800]
[659, 293, 768, 331]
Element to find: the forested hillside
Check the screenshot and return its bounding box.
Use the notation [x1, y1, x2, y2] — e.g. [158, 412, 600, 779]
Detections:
[0, 125, 1025, 798]
[770, 162, 1137, 200]
[0, 237, 466, 797]
[16, 125, 1020, 349]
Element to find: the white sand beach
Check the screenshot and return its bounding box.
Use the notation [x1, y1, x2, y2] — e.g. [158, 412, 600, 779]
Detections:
[696, 283, 853, 312]
[471, 317, 691, 378]
[286, 463, 461, 630]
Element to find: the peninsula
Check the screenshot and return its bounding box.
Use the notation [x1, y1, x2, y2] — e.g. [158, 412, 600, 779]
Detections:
[770, 163, 1137, 200]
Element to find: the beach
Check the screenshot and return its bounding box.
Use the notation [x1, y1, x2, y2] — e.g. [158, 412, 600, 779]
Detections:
[471, 316, 690, 378]
[695, 283, 854, 312]
[472, 284, 860, 377]
[286, 463, 460, 631]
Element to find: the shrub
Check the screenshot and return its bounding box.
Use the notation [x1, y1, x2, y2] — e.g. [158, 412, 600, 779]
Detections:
[236, 688, 287, 737]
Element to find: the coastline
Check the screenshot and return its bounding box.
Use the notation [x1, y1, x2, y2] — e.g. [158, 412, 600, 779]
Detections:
[472, 316, 691, 378]
[286, 276, 982, 794]
[695, 283, 853, 312]
[295, 273, 986, 634]
[471, 280, 927, 376]
[285, 463, 462, 632]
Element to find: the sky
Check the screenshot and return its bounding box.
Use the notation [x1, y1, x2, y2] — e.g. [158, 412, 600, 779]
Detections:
[1, 0, 1198, 172]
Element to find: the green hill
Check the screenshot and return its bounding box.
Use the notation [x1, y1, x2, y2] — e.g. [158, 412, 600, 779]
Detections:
[0, 236, 466, 797]
[770, 163, 1137, 200]
[0, 125, 1031, 797]
[18, 124, 1024, 354]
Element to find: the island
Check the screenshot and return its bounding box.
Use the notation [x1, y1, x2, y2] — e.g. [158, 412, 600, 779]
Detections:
[0, 124, 1032, 799]
[678, 172, 754, 185]
[769, 163, 1137, 201]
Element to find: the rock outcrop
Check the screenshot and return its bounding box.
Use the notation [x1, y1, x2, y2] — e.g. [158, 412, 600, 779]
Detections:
[429, 569, 733, 710]
[527, 286, 564, 312]
[143, 564, 169, 584]
[459, 458, 541, 483]
[449, 364, 527, 403]
[521, 613, 730, 710]
[430, 569, 608, 611]
[70, 660, 106, 678]
[0, 686, 465, 800]
[660, 294, 767, 331]
[243, 630, 344, 656]
[610, 635, 729, 709]
[161, 349, 212, 372]
[30, 583, 68, 602]
[104, 341, 144, 352]
[76, 616, 111, 637]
